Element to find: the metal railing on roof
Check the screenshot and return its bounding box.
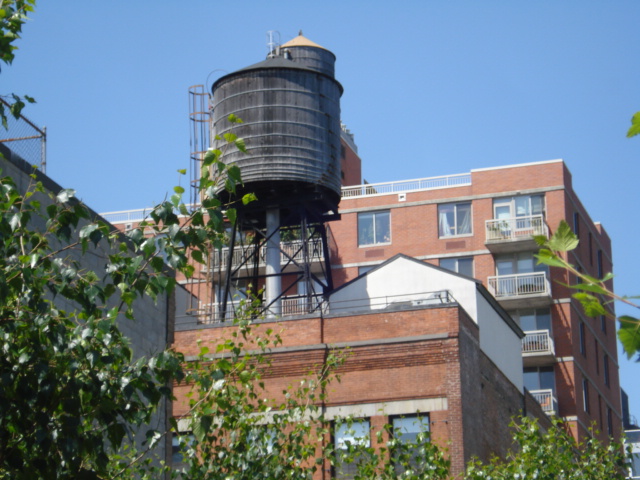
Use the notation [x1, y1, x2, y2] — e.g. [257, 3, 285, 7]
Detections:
[341, 173, 471, 199]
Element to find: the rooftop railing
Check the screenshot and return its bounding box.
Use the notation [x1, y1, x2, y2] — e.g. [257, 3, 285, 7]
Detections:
[176, 290, 456, 326]
[101, 173, 472, 223]
[341, 173, 471, 199]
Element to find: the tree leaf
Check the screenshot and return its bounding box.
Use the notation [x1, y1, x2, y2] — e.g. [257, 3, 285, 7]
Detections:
[547, 220, 579, 252]
[627, 111, 640, 138]
[618, 316, 640, 359]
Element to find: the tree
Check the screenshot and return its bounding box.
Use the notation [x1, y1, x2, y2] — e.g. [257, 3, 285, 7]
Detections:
[0, 116, 255, 478]
[0, 0, 36, 129]
[466, 416, 628, 480]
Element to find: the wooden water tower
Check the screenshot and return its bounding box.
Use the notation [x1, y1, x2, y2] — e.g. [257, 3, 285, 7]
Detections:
[210, 32, 343, 319]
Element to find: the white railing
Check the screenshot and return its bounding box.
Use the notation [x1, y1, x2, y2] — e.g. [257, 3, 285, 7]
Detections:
[530, 388, 557, 414]
[341, 173, 471, 199]
[100, 204, 198, 224]
[487, 272, 550, 299]
[485, 214, 549, 243]
[210, 238, 324, 270]
[522, 329, 555, 356]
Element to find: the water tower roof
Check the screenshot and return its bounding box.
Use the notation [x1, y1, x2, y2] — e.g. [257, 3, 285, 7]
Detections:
[282, 32, 328, 51]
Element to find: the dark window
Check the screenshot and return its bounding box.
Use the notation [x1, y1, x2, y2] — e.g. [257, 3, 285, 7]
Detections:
[440, 257, 473, 277]
[604, 354, 610, 387]
[513, 308, 551, 332]
[358, 211, 390, 246]
[597, 250, 604, 278]
[595, 340, 599, 374]
[583, 379, 591, 413]
[607, 407, 613, 436]
[601, 315, 607, 334]
[573, 212, 580, 237]
[579, 322, 586, 357]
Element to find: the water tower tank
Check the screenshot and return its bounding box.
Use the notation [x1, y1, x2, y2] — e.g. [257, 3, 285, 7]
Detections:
[211, 34, 343, 223]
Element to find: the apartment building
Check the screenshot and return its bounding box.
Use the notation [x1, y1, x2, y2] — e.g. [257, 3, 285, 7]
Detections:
[327, 158, 620, 442]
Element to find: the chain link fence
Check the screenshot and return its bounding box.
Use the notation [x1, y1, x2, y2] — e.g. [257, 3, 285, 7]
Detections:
[0, 98, 46, 173]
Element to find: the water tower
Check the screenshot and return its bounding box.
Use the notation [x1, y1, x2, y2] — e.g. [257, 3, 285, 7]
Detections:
[208, 32, 343, 320]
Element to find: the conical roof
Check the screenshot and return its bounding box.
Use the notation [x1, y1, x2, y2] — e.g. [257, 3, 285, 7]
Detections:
[281, 31, 328, 51]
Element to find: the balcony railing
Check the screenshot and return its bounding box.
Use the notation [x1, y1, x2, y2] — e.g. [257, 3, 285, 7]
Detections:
[529, 388, 558, 414]
[522, 329, 555, 356]
[210, 238, 324, 270]
[487, 272, 550, 299]
[485, 214, 548, 243]
[341, 173, 471, 199]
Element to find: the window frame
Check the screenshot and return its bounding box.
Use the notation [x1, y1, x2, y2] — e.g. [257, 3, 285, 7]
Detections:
[583, 378, 591, 414]
[357, 210, 391, 247]
[333, 418, 371, 480]
[391, 414, 430, 476]
[439, 256, 473, 277]
[438, 202, 473, 238]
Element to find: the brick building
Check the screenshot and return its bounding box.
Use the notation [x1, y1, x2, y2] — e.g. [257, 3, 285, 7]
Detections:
[328, 158, 620, 443]
[100, 32, 621, 475]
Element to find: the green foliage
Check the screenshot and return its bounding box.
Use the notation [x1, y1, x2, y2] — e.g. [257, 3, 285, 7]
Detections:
[0, 0, 37, 129]
[536, 219, 640, 360]
[466, 417, 628, 480]
[0, 115, 252, 478]
[628, 111, 640, 138]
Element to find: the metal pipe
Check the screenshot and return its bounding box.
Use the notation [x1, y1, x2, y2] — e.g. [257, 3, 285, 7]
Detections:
[265, 208, 281, 317]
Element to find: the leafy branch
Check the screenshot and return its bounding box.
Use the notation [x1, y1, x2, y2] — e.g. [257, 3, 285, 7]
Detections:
[535, 220, 640, 360]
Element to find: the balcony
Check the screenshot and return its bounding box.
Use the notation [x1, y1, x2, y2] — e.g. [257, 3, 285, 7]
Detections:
[487, 272, 552, 309]
[485, 215, 549, 253]
[522, 330, 556, 367]
[209, 238, 325, 276]
[530, 388, 558, 415]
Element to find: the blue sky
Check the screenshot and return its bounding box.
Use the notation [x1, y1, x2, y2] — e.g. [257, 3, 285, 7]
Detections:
[4, 1, 640, 423]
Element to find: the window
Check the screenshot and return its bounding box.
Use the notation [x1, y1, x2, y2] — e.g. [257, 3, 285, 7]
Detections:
[392, 415, 430, 476]
[493, 194, 544, 221]
[440, 257, 473, 277]
[597, 250, 604, 278]
[607, 407, 613, 436]
[438, 202, 472, 237]
[495, 252, 547, 276]
[579, 322, 586, 357]
[358, 211, 390, 246]
[588, 232, 593, 265]
[604, 354, 610, 387]
[511, 308, 551, 332]
[573, 212, 580, 237]
[524, 366, 555, 393]
[172, 432, 195, 466]
[601, 314, 607, 334]
[595, 340, 599, 374]
[583, 378, 591, 413]
[334, 419, 370, 479]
